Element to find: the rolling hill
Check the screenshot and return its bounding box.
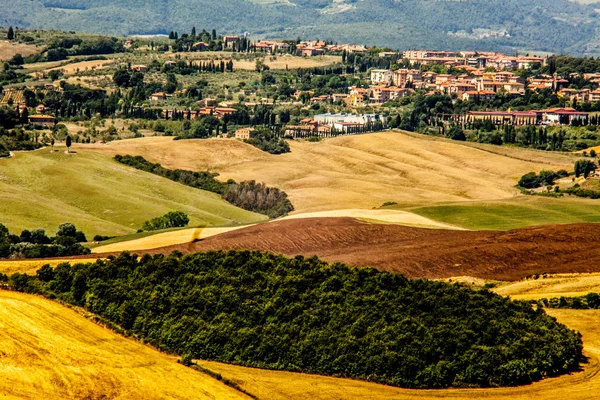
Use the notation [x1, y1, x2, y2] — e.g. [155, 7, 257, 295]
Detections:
[3, 0, 600, 55]
[80, 132, 577, 216]
[0, 147, 267, 237]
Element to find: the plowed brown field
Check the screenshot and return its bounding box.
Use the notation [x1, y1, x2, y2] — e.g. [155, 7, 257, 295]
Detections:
[155, 218, 600, 281]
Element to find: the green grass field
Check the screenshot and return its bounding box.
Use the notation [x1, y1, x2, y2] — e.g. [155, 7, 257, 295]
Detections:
[394, 196, 600, 230]
[0, 147, 267, 237]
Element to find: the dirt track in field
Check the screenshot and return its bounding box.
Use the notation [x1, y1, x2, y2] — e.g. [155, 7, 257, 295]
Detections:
[151, 218, 600, 281]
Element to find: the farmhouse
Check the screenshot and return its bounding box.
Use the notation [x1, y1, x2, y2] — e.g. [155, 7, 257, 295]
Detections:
[301, 47, 325, 57]
[235, 127, 255, 140]
[223, 35, 239, 48]
[149, 92, 172, 101]
[28, 114, 56, 126]
[131, 65, 148, 73]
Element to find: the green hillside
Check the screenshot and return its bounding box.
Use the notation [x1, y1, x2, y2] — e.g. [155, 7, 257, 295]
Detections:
[0, 148, 267, 237]
[3, 0, 600, 55]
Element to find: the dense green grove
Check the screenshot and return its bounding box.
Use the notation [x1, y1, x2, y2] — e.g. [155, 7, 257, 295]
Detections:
[0, 222, 90, 259]
[5, 250, 583, 388]
[142, 211, 190, 231]
[114, 155, 294, 218]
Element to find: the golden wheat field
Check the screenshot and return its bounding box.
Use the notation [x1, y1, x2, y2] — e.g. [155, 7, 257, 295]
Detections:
[0, 40, 39, 60]
[0, 290, 251, 400]
[91, 226, 250, 253]
[80, 132, 576, 214]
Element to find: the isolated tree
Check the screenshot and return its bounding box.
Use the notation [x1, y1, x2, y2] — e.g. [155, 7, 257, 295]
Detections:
[7, 27, 14, 41]
[574, 159, 597, 178]
[65, 135, 72, 153]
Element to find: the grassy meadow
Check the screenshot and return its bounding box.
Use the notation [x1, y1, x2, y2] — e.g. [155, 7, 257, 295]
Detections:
[0, 146, 266, 237]
[397, 196, 600, 230]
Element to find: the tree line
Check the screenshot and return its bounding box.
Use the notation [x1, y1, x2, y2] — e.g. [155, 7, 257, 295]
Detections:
[114, 155, 294, 218]
[3, 250, 583, 388]
[0, 223, 90, 259]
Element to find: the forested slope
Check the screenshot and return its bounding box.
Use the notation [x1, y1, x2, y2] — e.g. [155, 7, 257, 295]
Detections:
[3, 0, 600, 55]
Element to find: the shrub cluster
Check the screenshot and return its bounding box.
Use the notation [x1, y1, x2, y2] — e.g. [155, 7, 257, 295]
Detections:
[142, 211, 190, 231]
[245, 127, 290, 154]
[10, 250, 583, 389]
[540, 293, 600, 309]
[518, 170, 568, 189]
[114, 155, 293, 218]
[0, 223, 90, 259]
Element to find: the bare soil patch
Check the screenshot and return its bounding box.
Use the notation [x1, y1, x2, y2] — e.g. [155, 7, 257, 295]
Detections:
[153, 218, 600, 281]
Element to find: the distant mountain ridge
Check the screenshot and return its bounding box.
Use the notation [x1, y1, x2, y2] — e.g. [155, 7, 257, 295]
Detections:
[3, 0, 600, 55]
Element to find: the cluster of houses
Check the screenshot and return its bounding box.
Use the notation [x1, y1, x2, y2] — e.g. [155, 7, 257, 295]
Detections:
[401, 50, 544, 71]
[159, 106, 238, 120]
[441, 108, 590, 127]
[365, 68, 578, 105]
[1, 88, 57, 127]
[252, 39, 367, 57]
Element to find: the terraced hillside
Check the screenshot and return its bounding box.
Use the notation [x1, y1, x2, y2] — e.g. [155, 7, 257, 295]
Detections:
[81, 132, 576, 217]
[0, 147, 266, 237]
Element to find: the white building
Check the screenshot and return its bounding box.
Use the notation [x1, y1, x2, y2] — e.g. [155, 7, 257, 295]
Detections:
[314, 113, 387, 126]
[370, 69, 393, 85]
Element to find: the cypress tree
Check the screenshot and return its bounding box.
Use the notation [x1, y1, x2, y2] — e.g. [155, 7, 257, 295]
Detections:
[7, 27, 14, 41]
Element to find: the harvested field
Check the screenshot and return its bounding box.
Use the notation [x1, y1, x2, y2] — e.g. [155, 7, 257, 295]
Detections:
[80, 132, 575, 215]
[495, 273, 600, 300]
[92, 225, 250, 253]
[156, 218, 600, 281]
[0, 40, 39, 60]
[282, 209, 465, 229]
[48, 59, 114, 75]
[0, 290, 251, 399]
[0, 259, 98, 275]
[233, 55, 342, 70]
[198, 309, 600, 400]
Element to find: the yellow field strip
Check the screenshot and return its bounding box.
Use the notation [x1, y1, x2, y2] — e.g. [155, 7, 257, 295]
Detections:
[0, 259, 99, 275]
[494, 273, 600, 300]
[91, 226, 250, 253]
[282, 209, 467, 230]
[0, 290, 251, 399]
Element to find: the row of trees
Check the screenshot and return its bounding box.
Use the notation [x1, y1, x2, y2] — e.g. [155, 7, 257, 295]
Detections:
[114, 155, 294, 218]
[0, 223, 90, 259]
[5, 250, 583, 388]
